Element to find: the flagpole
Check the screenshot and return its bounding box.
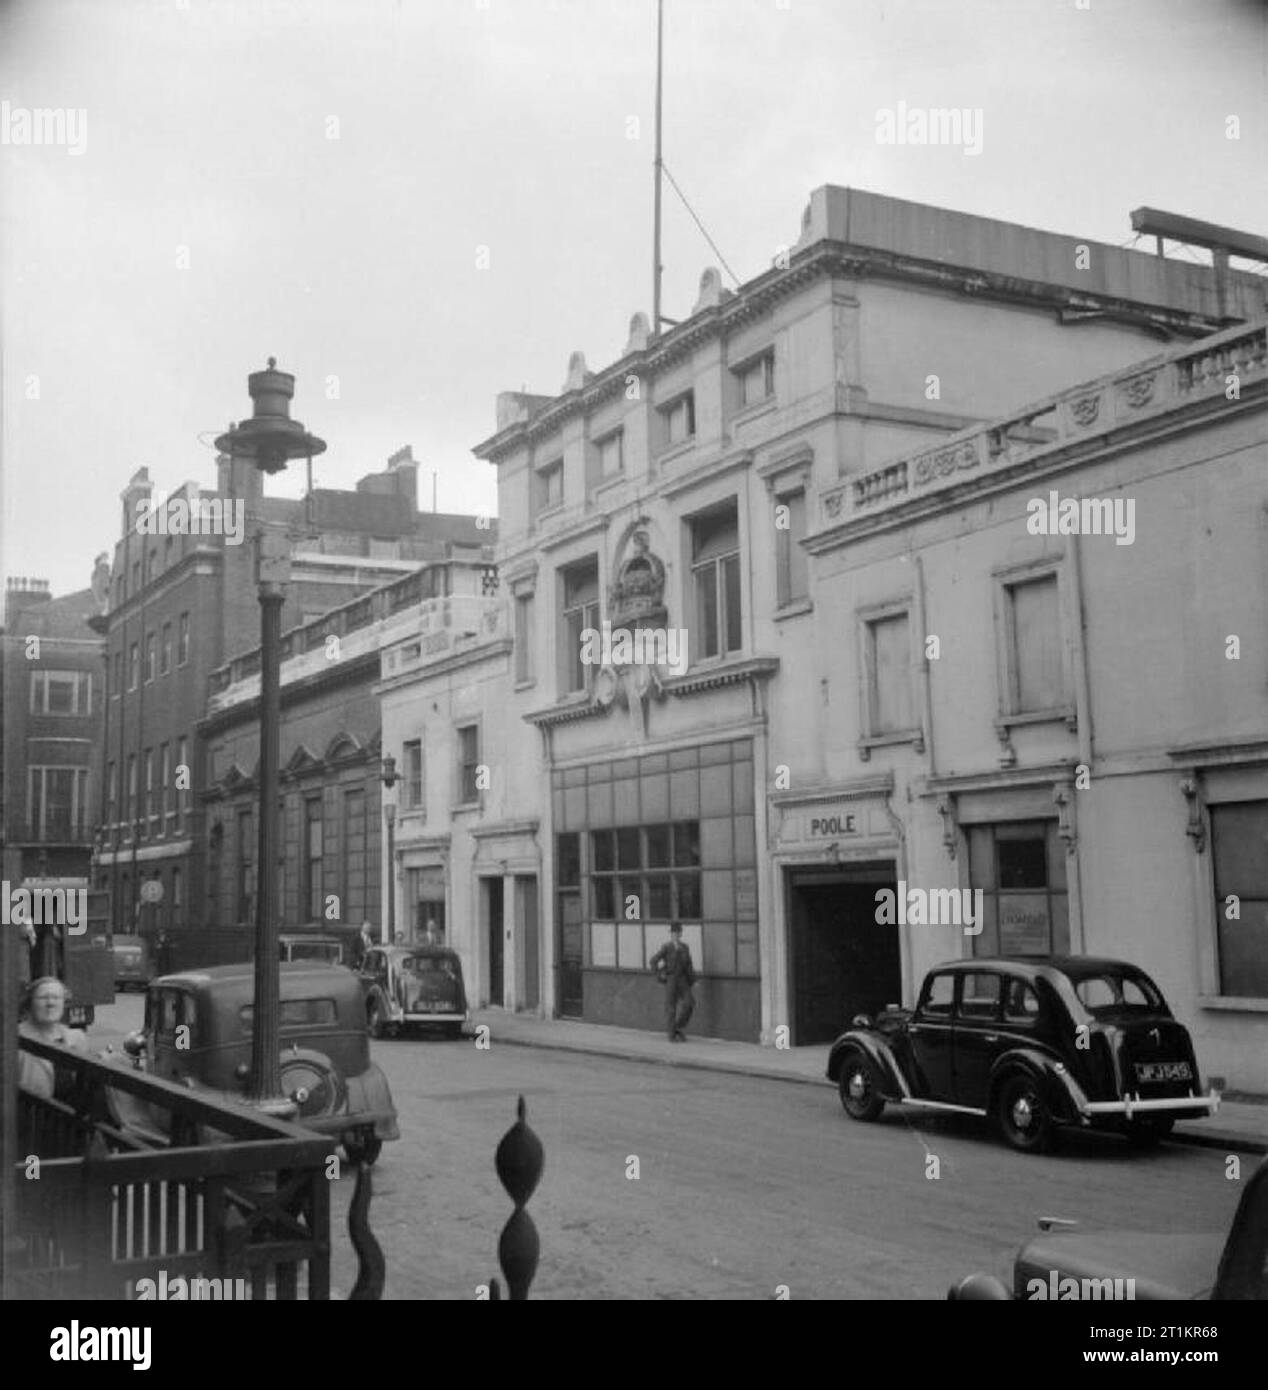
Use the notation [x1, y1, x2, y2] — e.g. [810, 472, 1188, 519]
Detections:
[652, 0, 664, 336]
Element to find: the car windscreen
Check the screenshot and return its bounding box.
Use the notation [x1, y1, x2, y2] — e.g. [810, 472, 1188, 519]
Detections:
[239, 998, 338, 1033]
[400, 954, 457, 979]
[1071, 970, 1163, 1017]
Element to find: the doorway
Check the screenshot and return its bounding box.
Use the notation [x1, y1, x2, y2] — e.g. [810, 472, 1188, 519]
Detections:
[482, 877, 504, 1006]
[788, 867, 901, 1044]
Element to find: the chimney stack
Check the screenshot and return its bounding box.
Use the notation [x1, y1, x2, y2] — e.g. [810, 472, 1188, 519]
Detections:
[387, 445, 419, 511]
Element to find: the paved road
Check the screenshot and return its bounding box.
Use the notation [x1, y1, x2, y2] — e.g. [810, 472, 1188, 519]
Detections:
[91, 999, 1247, 1300]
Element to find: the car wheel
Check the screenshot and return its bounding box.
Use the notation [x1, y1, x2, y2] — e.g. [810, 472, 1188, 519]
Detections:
[996, 1072, 1055, 1153]
[343, 1130, 383, 1166]
[837, 1048, 886, 1122]
[1126, 1116, 1175, 1148]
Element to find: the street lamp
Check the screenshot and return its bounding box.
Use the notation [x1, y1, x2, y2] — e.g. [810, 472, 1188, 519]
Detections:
[380, 755, 398, 946]
[215, 361, 326, 1110]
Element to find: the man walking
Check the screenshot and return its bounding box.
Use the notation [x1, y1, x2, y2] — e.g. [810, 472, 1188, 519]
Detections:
[649, 921, 696, 1042]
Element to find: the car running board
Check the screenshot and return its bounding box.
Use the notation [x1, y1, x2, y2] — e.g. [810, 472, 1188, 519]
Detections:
[900, 1098, 988, 1117]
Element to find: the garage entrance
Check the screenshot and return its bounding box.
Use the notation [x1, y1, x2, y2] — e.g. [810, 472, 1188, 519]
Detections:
[788, 864, 901, 1044]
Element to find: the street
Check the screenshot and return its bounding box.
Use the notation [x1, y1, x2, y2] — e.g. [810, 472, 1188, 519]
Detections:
[92, 996, 1244, 1300]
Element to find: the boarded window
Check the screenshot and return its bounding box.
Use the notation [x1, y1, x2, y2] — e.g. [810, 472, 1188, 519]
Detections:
[867, 612, 913, 734]
[1211, 801, 1268, 998]
[1008, 574, 1063, 712]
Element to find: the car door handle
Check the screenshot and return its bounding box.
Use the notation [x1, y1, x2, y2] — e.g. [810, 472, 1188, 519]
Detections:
[982, 1034, 999, 1043]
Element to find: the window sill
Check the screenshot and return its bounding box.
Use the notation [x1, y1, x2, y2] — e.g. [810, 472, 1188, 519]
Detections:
[858, 729, 925, 762]
[535, 502, 565, 525]
[450, 801, 482, 815]
[996, 707, 1077, 732]
[514, 678, 537, 693]
[732, 397, 777, 429]
[555, 688, 592, 707]
[654, 439, 695, 468]
[1197, 995, 1268, 1014]
[590, 474, 626, 499]
[774, 598, 813, 622]
[688, 650, 745, 673]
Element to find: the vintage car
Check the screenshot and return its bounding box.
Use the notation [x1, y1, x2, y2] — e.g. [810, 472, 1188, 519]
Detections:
[949, 1157, 1267, 1300]
[111, 933, 154, 990]
[359, 944, 468, 1039]
[827, 957, 1220, 1153]
[111, 961, 400, 1164]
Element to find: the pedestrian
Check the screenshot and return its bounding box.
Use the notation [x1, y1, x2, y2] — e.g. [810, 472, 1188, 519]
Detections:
[649, 921, 696, 1042]
[358, 920, 375, 968]
[424, 916, 441, 946]
[18, 977, 88, 1099]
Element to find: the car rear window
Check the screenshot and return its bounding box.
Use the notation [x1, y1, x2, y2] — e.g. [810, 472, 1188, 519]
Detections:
[1073, 972, 1163, 1016]
[239, 998, 338, 1033]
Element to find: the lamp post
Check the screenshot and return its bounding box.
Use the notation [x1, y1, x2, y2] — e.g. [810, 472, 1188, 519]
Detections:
[215, 361, 326, 1108]
[380, 755, 398, 946]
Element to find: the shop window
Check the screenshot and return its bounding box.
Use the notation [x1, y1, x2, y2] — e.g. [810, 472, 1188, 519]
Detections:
[1210, 801, 1268, 997]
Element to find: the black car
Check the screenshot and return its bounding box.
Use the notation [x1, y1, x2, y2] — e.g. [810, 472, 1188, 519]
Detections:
[950, 1157, 1267, 1300]
[826, 957, 1220, 1153]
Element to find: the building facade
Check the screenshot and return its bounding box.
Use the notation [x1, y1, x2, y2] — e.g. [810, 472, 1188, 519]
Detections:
[470, 186, 1266, 1060]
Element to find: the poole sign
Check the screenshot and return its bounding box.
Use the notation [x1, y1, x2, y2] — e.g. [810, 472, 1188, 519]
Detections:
[805, 810, 860, 838]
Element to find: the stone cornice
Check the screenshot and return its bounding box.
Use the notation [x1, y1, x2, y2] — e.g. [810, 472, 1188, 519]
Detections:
[469, 818, 541, 840]
[198, 648, 380, 735]
[769, 773, 896, 808]
[1167, 737, 1268, 768]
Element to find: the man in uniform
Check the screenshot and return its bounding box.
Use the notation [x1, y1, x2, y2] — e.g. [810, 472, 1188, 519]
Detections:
[649, 921, 696, 1042]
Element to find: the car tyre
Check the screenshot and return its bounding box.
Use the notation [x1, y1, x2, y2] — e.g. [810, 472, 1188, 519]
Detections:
[343, 1129, 383, 1166]
[1126, 1116, 1175, 1148]
[837, 1048, 886, 1122]
[995, 1072, 1055, 1154]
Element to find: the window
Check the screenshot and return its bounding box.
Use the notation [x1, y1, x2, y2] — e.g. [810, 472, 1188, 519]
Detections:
[588, 822, 702, 923]
[26, 767, 90, 841]
[658, 394, 695, 450]
[29, 670, 92, 715]
[126, 755, 137, 828]
[775, 489, 807, 607]
[128, 643, 140, 690]
[159, 744, 171, 832]
[560, 558, 600, 694]
[107, 761, 117, 825]
[597, 430, 624, 478]
[161, 622, 172, 675]
[145, 632, 156, 683]
[403, 739, 424, 811]
[690, 502, 742, 660]
[968, 821, 1069, 957]
[1210, 801, 1268, 997]
[342, 788, 366, 924]
[920, 973, 955, 1016]
[1003, 572, 1065, 713]
[534, 459, 563, 514]
[171, 868, 183, 928]
[864, 610, 915, 736]
[457, 724, 481, 804]
[303, 798, 323, 921]
[175, 737, 188, 831]
[736, 351, 774, 409]
[958, 972, 1002, 1019]
[143, 749, 155, 836]
[1003, 979, 1041, 1022]
[178, 612, 190, 666]
[514, 592, 535, 683]
[112, 651, 122, 697]
[237, 810, 255, 923]
[131, 561, 141, 592]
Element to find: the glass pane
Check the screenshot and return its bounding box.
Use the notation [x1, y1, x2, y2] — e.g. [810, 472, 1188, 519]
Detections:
[675, 872, 701, 918]
[646, 875, 672, 918]
[998, 836, 1047, 889]
[695, 563, 718, 658]
[968, 826, 996, 890]
[922, 974, 955, 1014]
[673, 821, 700, 866]
[1012, 576, 1063, 710]
[644, 824, 671, 867]
[591, 830, 614, 873]
[998, 893, 1051, 954]
[872, 613, 912, 732]
[557, 833, 580, 887]
[617, 826, 641, 870]
[1217, 898, 1268, 996]
[723, 554, 742, 654]
[1211, 803, 1268, 898]
[592, 877, 615, 919]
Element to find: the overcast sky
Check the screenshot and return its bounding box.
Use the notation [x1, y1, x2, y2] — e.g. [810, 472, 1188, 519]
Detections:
[2, 0, 1265, 597]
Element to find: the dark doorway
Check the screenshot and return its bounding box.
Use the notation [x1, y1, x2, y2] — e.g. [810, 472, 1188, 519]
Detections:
[789, 869, 901, 1045]
[558, 891, 583, 1017]
[484, 877, 504, 1006]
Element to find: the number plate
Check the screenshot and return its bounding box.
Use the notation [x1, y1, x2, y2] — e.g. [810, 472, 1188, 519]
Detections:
[1135, 1061, 1191, 1082]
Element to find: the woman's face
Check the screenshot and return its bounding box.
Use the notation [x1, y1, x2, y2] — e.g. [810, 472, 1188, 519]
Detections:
[30, 982, 67, 1025]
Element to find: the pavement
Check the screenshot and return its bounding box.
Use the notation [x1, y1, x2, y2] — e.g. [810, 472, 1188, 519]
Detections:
[470, 1007, 1268, 1155]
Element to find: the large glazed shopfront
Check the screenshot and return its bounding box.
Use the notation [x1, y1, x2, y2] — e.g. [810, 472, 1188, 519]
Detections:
[551, 737, 760, 1040]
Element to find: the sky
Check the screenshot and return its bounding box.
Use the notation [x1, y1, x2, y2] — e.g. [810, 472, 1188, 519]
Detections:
[1, 0, 1265, 597]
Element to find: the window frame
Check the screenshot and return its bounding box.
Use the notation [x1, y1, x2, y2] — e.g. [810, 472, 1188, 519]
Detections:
[177, 612, 191, 667]
[534, 457, 564, 517]
[656, 391, 696, 453]
[857, 598, 923, 757]
[514, 590, 536, 686]
[689, 500, 743, 663]
[559, 557, 600, 695]
[402, 739, 424, 813]
[455, 721, 482, 807]
[992, 558, 1075, 729]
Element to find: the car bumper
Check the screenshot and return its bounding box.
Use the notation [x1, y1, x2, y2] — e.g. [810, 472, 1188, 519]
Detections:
[1079, 1090, 1221, 1120]
[401, 1011, 465, 1024]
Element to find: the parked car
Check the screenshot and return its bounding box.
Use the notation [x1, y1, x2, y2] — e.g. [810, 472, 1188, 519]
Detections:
[111, 933, 154, 991]
[109, 961, 400, 1164]
[279, 932, 347, 967]
[359, 944, 468, 1039]
[826, 956, 1219, 1153]
[950, 1156, 1267, 1300]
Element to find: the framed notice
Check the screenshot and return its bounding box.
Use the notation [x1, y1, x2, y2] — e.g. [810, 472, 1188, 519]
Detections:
[998, 894, 1051, 954]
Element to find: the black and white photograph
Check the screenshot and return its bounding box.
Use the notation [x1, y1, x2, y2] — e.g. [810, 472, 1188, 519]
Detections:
[1, 0, 1266, 1342]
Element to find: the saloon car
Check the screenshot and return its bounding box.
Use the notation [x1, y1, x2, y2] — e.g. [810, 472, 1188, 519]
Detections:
[111, 933, 154, 990]
[110, 961, 400, 1164]
[826, 957, 1219, 1153]
[949, 1157, 1267, 1300]
[359, 944, 468, 1039]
